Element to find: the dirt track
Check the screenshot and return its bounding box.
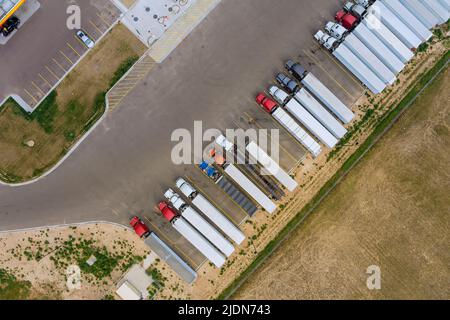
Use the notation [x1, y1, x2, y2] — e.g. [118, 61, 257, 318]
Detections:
[234, 69, 450, 300]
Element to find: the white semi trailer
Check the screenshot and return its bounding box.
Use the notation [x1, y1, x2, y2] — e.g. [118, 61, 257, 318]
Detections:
[423, 0, 450, 23]
[333, 44, 386, 94]
[245, 141, 298, 192]
[380, 0, 432, 42]
[164, 189, 235, 257]
[294, 88, 347, 139]
[274, 108, 322, 157]
[215, 135, 277, 214]
[400, 0, 440, 29]
[159, 201, 226, 268]
[438, 0, 450, 11]
[362, 14, 414, 63]
[301, 73, 354, 124]
[284, 96, 338, 149]
[173, 217, 225, 268]
[369, 1, 422, 49]
[352, 23, 405, 75]
[175, 177, 246, 245]
[342, 33, 396, 85]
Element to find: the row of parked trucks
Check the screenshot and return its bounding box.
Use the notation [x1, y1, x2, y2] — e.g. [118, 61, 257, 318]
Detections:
[315, 0, 449, 94]
[129, 0, 450, 282]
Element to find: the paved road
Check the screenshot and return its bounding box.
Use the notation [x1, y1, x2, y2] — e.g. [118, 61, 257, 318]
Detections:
[0, 0, 350, 234]
[0, 0, 119, 108]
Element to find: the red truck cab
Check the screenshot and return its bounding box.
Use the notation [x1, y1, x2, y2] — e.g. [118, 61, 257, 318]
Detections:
[159, 201, 177, 222]
[130, 216, 150, 238]
[335, 10, 358, 30]
[256, 93, 277, 114]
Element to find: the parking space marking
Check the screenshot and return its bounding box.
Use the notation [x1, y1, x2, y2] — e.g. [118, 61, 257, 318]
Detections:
[66, 43, 81, 57]
[23, 88, 38, 104]
[38, 73, 52, 88]
[143, 216, 200, 269]
[59, 50, 74, 65]
[242, 112, 298, 164]
[184, 176, 240, 226]
[31, 81, 45, 96]
[89, 20, 104, 35]
[52, 58, 67, 72]
[45, 66, 59, 80]
[302, 49, 355, 99]
[96, 12, 112, 28]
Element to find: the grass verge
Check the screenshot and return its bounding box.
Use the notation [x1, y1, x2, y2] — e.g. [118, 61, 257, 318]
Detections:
[217, 50, 450, 300]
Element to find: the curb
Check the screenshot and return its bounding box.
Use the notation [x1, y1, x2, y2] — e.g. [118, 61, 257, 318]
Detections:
[0, 220, 131, 235]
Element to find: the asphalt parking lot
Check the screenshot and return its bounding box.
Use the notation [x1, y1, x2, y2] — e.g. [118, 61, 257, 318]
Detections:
[0, 0, 121, 109]
[0, 0, 364, 270]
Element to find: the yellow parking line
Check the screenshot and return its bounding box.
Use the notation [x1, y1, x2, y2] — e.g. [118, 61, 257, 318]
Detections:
[96, 12, 111, 27]
[59, 50, 73, 65]
[66, 42, 80, 57]
[45, 66, 59, 80]
[184, 176, 240, 225]
[38, 73, 52, 88]
[143, 216, 199, 268]
[89, 20, 103, 35]
[303, 49, 354, 99]
[52, 58, 67, 72]
[31, 81, 45, 96]
[23, 88, 38, 104]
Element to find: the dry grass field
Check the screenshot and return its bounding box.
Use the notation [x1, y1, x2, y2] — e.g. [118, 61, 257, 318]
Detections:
[0, 24, 146, 183]
[233, 68, 450, 300]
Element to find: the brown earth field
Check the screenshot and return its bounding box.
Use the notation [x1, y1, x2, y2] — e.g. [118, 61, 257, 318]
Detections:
[233, 68, 450, 300]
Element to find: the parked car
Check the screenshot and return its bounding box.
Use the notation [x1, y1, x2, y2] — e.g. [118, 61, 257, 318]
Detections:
[1, 16, 20, 37]
[76, 30, 95, 48]
[130, 216, 150, 238]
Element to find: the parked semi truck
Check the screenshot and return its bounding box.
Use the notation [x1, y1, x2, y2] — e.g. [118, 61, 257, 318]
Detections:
[269, 86, 338, 149]
[342, 33, 396, 85]
[159, 201, 226, 268]
[352, 22, 405, 75]
[285, 62, 354, 124]
[214, 135, 277, 214]
[256, 93, 322, 158]
[164, 188, 235, 257]
[400, 0, 440, 29]
[366, 1, 421, 50]
[328, 39, 386, 94]
[294, 88, 347, 139]
[362, 14, 413, 64]
[245, 141, 298, 192]
[325, 21, 349, 40]
[175, 177, 246, 245]
[130, 216, 197, 284]
[380, 0, 432, 42]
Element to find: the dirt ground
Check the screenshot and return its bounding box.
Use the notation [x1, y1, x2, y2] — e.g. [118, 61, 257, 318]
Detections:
[233, 68, 450, 300]
[0, 24, 146, 183]
[0, 223, 180, 300]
